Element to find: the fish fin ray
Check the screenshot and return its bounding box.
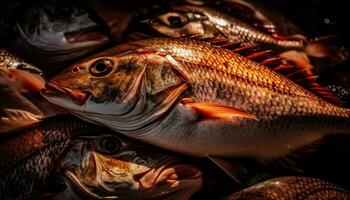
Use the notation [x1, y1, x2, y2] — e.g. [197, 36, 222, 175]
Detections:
[208, 156, 247, 184]
[181, 99, 258, 121]
[271, 64, 343, 106]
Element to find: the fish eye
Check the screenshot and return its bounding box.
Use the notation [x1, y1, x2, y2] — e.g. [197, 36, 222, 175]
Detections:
[89, 58, 114, 77]
[168, 16, 186, 28]
[159, 13, 187, 28]
[97, 137, 122, 155]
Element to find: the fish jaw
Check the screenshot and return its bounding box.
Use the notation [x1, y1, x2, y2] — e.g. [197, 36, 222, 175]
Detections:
[58, 137, 203, 199]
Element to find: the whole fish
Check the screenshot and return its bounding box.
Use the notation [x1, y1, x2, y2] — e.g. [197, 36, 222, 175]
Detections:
[0, 116, 93, 200]
[224, 176, 350, 200]
[55, 133, 203, 200]
[42, 37, 350, 161]
[139, 5, 346, 65]
[8, 0, 110, 72]
[0, 49, 64, 134]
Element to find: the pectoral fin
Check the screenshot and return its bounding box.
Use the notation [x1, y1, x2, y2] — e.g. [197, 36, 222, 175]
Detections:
[181, 99, 258, 121]
[208, 156, 247, 184]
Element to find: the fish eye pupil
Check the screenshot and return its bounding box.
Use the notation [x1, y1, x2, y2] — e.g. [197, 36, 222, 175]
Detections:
[105, 140, 117, 151]
[168, 16, 184, 28]
[95, 62, 107, 72]
[98, 137, 121, 155]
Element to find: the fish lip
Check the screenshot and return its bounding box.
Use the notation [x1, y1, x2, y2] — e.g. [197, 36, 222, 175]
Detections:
[42, 81, 90, 106]
[64, 26, 109, 44]
[134, 157, 202, 190]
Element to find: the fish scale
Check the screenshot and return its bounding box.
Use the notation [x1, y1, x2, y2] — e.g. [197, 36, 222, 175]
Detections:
[132, 38, 346, 118]
[224, 176, 350, 200]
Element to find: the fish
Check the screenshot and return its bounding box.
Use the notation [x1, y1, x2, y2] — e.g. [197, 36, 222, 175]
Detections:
[41, 37, 350, 162]
[138, 5, 347, 66]
[8, 0, 110, 72]
[224, 176, 350, 200]
[0, 116, 93, 200]
[56, 133, 203, 200]
[0, 49, 64, 134]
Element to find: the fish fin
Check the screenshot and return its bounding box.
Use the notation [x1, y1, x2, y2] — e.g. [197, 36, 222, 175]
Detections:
[247, 50, 272, 61]
[181, 99, 258, 121]
[305, 35, 349, 64]
[207, 156, 247, 184]
[272, 33, 307, 41]
[271, 64, 343, 106]
[260, 57, 283, 68]
[232, 45, 256, 55]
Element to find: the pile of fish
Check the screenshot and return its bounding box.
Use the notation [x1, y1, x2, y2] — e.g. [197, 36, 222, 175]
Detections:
[1, 0, 350, 199]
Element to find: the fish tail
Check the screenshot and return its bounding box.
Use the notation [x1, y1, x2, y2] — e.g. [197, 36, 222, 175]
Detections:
[305, 35, 349, 64]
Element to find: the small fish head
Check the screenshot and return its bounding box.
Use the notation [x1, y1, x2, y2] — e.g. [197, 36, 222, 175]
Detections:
[58, 133, 203, 199]
[144, 6, 221, 38]
[15, 0, 109, 57]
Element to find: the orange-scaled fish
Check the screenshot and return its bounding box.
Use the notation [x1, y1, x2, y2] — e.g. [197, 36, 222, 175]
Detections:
[41, 38, 350, 162]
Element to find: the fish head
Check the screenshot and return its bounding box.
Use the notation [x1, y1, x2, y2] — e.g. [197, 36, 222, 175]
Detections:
[142, 6, 222, 38]
[42, 45, 186, 121]
[58, 133, 203, 199]
[14, 0, 109, 60]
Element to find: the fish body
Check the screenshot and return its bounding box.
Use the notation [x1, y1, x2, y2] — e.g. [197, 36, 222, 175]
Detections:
[8, 0, 109, 71]
[144, 5, 305, 48]
[224, 176, 350, 200]
[57, 133, 203, 200]
[139, 5, 345, 65]
[0, 116, 92, 200]
[42, 38, 350, 159]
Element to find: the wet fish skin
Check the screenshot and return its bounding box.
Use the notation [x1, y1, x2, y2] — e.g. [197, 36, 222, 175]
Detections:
[57, 133, 203, 200]
[0, 48, 43, 75]
[145, 5, 305, 49]
[42, 37, 350, 159]
[8, 0, 110, 71]
[0, 116, 93, 200]
[141, 5, 345, 64]
[224, 176, 350, 200]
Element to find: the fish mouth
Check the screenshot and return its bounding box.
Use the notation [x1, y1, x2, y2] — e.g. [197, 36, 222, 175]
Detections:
[64, 26, 109, 44]
[134, 157, 202, 190]
[42, 81, 89, 106]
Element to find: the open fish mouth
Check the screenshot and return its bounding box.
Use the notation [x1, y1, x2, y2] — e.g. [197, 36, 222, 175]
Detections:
[64, 26, 109, 44]
[134, 157, 202, 190]
[42, 81, 90, 106]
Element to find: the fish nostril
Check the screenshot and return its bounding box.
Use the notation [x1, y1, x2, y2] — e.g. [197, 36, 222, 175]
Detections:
[71, 66, 81, 73]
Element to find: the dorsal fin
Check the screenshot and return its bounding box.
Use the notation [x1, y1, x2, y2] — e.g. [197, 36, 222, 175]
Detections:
[271, 65, 342, 106]
[183, 36, 343, 106]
